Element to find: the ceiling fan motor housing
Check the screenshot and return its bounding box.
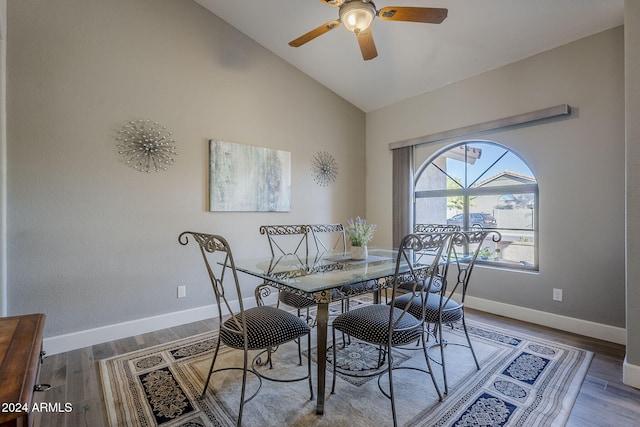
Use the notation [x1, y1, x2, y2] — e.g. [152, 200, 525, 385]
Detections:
[339, 0, 377, 33]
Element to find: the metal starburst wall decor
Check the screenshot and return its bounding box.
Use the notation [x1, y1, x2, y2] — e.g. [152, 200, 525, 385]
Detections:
[311, 151, 338, 186]
[116, 120, 178, 172]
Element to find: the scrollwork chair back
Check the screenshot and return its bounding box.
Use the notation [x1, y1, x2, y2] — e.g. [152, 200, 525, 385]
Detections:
[414, 223, 460, 233]
[256, 225, 313, 306]
[308, 223, 347, 256]
[178, 231, 243, 323]
[260, 224, 310, 261]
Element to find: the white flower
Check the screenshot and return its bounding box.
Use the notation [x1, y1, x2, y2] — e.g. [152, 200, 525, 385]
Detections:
[346, 217, 376, 246]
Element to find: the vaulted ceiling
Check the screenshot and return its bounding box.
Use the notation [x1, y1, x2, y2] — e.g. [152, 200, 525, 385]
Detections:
[194, 0, 624, 112]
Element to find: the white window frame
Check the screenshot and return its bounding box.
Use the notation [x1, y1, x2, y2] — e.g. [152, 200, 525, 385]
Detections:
[414, 141, 539, 271]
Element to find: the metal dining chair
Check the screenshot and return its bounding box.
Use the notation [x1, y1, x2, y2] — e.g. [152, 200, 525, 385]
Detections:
[254, 225, 315, 365]
[178, 231, 313, 426]
[393, 229, 502, 394]
[330, 232, 450, 427]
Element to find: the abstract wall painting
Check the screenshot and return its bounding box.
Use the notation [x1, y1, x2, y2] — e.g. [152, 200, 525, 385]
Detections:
[209, 140, 291, 212]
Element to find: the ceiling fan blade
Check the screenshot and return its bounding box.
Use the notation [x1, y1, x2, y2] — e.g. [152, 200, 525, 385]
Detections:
[378, 7, 448, 24]
[356, 29, 378, 61]
[318, 0, 344, 6]
[289, 20, 341, 47]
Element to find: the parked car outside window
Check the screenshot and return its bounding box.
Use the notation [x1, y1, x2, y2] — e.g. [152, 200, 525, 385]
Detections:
[446, 213, 498, 229]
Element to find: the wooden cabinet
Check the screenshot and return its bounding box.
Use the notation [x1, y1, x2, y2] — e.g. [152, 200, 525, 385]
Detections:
[0, 314, 46, 427]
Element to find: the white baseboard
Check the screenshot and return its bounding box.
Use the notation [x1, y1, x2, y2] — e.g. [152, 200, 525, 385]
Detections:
[464, 295, 627, 345]
[43, 304, 217, 356]
[623, 357, 640, 389]
[43, 294, 278, 356]
[44, 293, 624, 356]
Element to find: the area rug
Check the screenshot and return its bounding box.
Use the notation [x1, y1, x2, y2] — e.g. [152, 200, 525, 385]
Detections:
[99, 312, 593, 427]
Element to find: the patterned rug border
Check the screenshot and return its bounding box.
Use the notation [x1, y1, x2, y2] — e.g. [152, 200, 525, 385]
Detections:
[409, 321, 594, 427]
[99, 316, 594, 427]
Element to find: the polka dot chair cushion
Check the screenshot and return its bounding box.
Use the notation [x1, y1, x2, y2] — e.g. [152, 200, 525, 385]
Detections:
[221, 305, 311, 350]
[393, 292, 463, 323]
[332, 304, 423, 346]
[278, 290, 317, 309]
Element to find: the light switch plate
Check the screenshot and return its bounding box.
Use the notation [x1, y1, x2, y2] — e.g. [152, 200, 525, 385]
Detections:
[553, 288, 563, 301]
[177, 286, 187, 298]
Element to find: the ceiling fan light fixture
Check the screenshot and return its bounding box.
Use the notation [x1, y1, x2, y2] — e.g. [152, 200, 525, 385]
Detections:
[339, 1, 376, 33]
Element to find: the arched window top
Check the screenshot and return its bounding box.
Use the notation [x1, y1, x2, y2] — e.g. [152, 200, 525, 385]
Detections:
[414, 141, 538, 270]
[416, 141, 536, 191]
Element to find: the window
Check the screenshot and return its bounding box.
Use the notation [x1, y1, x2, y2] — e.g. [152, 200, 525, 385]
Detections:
[414, 141, 538, 270]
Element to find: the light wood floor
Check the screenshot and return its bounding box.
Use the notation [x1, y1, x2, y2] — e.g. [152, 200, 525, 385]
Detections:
[31, 309, 640, 427]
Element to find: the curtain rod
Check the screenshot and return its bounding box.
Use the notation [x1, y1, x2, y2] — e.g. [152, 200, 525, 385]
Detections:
[388, 104, 571, 150]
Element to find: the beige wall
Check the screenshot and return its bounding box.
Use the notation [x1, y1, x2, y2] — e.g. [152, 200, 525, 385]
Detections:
[5, 0, 636, 373]
[367, 28, 625, 329]
[6, 0, 365, 339]
[625, 0, 640, 386]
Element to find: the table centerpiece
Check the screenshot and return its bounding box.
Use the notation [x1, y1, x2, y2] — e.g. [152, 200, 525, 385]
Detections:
[346, 216, 376, 260]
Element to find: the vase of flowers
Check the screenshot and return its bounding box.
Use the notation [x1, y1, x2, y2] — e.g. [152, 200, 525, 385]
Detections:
[346, 217, 376, 260]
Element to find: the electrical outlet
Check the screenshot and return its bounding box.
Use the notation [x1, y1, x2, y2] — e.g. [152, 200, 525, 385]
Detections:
[552, 288, 563, 302]
[177, 285, 186, 298]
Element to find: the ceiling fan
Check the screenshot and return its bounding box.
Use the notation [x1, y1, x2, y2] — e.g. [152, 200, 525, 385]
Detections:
[288, 0, 448, 61]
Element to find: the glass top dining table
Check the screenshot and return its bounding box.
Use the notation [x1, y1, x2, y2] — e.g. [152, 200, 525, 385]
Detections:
[235, 248, 401, 293]
[233, 248, 407, 416]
